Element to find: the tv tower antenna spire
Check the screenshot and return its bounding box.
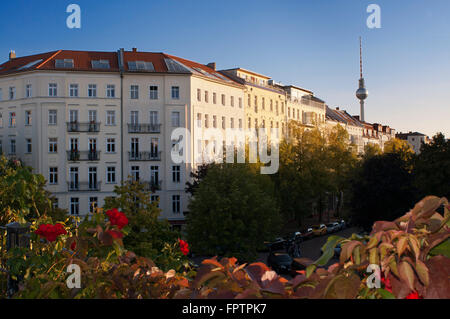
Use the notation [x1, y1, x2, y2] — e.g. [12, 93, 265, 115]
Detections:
[356, 36, 368, 122]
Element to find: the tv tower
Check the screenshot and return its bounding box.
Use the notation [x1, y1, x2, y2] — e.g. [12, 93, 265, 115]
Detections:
[356, 37, 368, 122]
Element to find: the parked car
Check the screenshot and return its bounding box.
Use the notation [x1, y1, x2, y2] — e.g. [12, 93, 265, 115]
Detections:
[326, 222, 340, 233]
[267, 252, 293, 274]
[266, 237, 286, 251]
[312, 224, 327, 236]
[284, 231, 303, 243]
[301, 228, 314, 240]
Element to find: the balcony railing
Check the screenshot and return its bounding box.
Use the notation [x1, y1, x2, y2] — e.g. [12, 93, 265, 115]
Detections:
[128, 123, 161, 133]
[67, 150, 100, 161]
[66, 122, 101, 132]
[143, 180, 163, 191]
[67, 181, 101, 191]
[128, 151, 161, 161]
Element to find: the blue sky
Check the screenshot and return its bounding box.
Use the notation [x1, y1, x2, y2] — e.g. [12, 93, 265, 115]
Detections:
[1, 0, 449, 136]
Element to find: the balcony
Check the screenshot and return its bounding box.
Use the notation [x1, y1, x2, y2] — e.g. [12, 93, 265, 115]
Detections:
[143, 180, 163, 192]
[128, 151, 161, 161]
[128, 123, 161, 133]
[67, 150, 100, 161]
[67, 181, 101, 191]
[66, 122, 100, 133]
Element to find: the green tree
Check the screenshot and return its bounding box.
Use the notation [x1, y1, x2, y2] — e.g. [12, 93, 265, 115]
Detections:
[0, 156, 66, 225]
[363, 143, 382, 159]
[103, 180, 178, 265]
[186, 163, 281, 261]
[413, 132, 450, 199]
[383, 138, 415, 162]
[348, 153, 418, 231]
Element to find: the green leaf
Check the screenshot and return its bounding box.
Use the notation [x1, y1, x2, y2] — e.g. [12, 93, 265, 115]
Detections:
[378, 288, 396, 299]
[428, 238, 450, 258]
[306, 264, 317, 278]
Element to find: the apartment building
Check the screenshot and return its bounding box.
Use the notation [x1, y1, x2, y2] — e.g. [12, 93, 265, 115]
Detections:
[396, 131, 430, 154]
[219, 68, 287, 139]
[0, 49, 245, 225]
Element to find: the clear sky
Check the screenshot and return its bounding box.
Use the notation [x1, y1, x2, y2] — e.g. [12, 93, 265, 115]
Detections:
[1, 0, 449, 137]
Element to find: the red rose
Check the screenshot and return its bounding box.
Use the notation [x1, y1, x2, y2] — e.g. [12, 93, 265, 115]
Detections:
[106, 208, 128, 229]
[380, 273, 392, 293]
[106, 229, 124, 239]
[35, 223, 67, 242]
[179, 239, 189, 256]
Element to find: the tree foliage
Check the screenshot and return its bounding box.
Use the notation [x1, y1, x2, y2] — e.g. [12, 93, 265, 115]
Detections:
[413, 133, 450, 199]
[348, 153, 418, 231]
[103, 180, 179, 269]
[186, 163, 281, 261]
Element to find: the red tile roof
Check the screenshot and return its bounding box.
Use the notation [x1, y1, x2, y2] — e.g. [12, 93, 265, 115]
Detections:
[0, 49, 241, 87]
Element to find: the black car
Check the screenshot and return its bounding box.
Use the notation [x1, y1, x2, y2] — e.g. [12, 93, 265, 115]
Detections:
[266, 237, 286, 251]
[267, 252, 293, 274]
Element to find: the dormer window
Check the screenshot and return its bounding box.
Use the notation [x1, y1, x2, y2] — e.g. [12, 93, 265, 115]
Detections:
[55, 59, 74, 68]
[128, 61, 154, 71]
[91, 60, 110, 69]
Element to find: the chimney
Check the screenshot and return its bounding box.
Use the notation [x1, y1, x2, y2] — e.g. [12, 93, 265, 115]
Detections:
[206, 62, 216, 70]
[335, 107, 340, 110]
[132, 48, 137, 52]
[353, 115, 360, 120]
[9, 50, 16, 60]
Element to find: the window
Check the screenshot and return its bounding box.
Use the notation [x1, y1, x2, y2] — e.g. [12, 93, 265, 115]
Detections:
[130, 85, 139, 99]
[130, 138, 139, 159]
[131, 166, 140, 181]
[70, 138, 79, 151]
[9, 87, 15, 100]
[88, 110, 97, 123]
[26, 84, 32, 98]
[0, 113, 3, 127]
[150, 165, 159, 184]
[106, 138, 115, 153]
[172, 165, 180, 183]
[107, 166, 116, 183]
[69, 167, 79, 190]
[262, 97, 265, 110]
[222, 116, 226, 129]
[149, 86, 158, 99]
[204, 91, 209, 103]
[221, 94, 225, 105]
[197, 89, 201, 101]
[230, 118, 234, 129]
[69, 110, 78, 123]
[52, 198, 58, 209]
[9, 112, 16, 127]
[130, 111, 139, 125]
[26, 110, 33, 125]
[49, 138, 58, 153]
[48, 110, 57, 125]
[149, 111, 158, 126]
[151, 195, 160, 208]
[48, 83, 57, 97]
[171, 86, 180, 99]
[212, 115, 216, 128]
[172, 195, 181, 214]
[205, 114, 209, 128]
[88, 84, 97, 97]
[9, 139, 16, 155]
[49, 167, 58, 184]
[70, 198, 79, 215]
[89, 197, 98, 213]
[197, 113, 202, 127]
[106, 84, 115, 98]
[69, 84, 78, 97]
[239, 119, 242, 129]
[248, 118, 251, 128]
[88, 167, 98, 190]
[230, 96, 234, 107]
[171, 111, 180, 127]
[239, 97, 242, 108]
[91, 60, 110, 69]
[55, 59, 74, 68]
[248, 94, 251, 107]
[213, 92, 217, 104]
[26, 138, 32, 153]
[150, 138, 159, 157]
[106, 110, 115, 126]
